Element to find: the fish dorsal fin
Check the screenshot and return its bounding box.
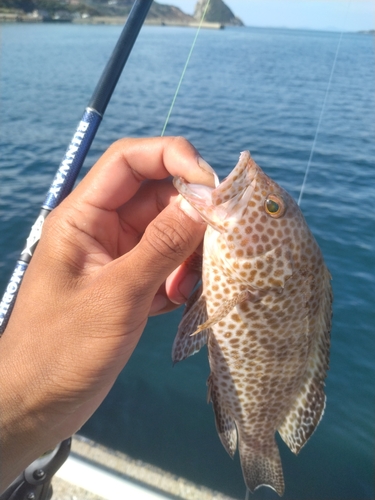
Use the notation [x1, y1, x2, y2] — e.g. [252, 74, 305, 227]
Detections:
[192, 290, 254, 335]
[172, 286, 208, 364]
[278, 268, 332, 454]
[207, 375, 237, 457]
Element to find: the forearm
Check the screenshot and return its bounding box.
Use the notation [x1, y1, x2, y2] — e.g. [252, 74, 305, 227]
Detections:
[0, 137, 214, 492]
[0, 341, 59, 491]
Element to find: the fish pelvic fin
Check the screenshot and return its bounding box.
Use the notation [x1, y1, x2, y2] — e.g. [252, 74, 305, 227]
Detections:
[208, 375, 237, 457]
[239, 438, 285, 497]
[172, 286, 208, 364]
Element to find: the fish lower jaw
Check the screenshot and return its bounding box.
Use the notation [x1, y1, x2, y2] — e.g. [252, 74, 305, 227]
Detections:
[174, 177, 213, 203]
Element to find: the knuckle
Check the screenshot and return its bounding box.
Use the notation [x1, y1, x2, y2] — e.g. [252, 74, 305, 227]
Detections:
[107, 137, 130, 153]
[171, 135, 189, 146]
[170, 136, 194, 152]
[144, 214, 191, 261]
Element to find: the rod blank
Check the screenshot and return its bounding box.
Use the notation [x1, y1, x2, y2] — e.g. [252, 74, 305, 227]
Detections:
[0, 0, 153, 333]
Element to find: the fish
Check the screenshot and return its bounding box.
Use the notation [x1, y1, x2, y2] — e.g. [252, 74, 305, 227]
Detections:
[172, 151, 332, 496]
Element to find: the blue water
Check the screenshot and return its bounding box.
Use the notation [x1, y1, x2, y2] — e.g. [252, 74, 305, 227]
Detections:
[1, 23, 374, 500]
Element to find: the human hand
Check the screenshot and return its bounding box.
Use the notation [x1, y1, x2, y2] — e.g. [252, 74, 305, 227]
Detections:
[0, 137, 215, 490]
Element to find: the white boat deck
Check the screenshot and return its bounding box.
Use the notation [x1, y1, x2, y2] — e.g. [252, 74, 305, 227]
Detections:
[53, 435, 237, 500]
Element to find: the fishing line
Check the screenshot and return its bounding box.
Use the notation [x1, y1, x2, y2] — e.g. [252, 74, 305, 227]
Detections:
[298, 2, 350, 206]
[160, 0, 211, 136]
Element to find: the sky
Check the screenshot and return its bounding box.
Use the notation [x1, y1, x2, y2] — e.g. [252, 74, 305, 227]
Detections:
[160, 0, 375, 32]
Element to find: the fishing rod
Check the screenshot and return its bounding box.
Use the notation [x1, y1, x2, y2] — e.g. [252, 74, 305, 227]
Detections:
[0, 1, 153, 499]
[0, 0, 153, 333]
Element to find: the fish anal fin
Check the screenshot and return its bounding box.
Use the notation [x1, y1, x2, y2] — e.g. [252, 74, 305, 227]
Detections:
[192, 290, 252, 336]
[172, 286, 208, 364]
[278, 375, 326, 455]
[208, 375, 237, 457]
[239, 438, 285, 497]
[278, 267, 331, 454]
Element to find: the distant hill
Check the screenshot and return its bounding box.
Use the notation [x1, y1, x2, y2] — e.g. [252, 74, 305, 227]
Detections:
[0, 0, 193, 20]
[194, 0, 243, 26]
[0, 0, 243, 26]
[78, 1, 195, 22]
[148, 3, 194, 23]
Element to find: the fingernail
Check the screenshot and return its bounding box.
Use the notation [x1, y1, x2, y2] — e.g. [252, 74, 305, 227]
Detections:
[178, 195, 205, 224]
[198, 157, 219, 187]
[149, 294, 168, 314]
[197, 156, 215, 174]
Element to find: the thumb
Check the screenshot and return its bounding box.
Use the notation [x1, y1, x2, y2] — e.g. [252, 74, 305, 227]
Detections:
[118, 195, 205, 312]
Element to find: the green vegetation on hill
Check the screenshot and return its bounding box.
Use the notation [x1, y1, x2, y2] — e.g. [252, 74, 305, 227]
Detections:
[0, 0, 100, 15]
[0, 0, 193, 20]
[0, 0, 34, 13]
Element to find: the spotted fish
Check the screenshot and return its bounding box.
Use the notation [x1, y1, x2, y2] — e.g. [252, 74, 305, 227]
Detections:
[172, 151, 332, 496]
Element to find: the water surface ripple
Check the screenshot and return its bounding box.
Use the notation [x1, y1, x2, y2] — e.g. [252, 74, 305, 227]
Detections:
[1, 24, 374, 500]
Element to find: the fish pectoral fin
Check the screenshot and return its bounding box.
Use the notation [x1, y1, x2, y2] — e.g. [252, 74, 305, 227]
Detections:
[238, 438, 285, 496]
[192, 290, 252, 336]
[172, 286, 208, 364]
[208, 375, 237, 457]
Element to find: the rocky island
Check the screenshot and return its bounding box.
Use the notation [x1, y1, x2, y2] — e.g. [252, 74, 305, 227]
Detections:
[194, 0, 243, 26]
[0, 0, 244, 27]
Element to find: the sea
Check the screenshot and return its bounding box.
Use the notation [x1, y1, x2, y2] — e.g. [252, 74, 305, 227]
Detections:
[0, 23, 374, 500]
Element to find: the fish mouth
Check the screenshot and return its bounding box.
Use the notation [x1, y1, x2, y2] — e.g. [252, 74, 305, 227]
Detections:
[174, 178, 214, 208]
[212, 151, 257, 207]
[173, 151, 259, 212]
[174, 151, 258, 227]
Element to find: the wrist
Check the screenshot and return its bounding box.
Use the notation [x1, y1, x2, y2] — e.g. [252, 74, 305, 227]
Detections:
[0, 339, 61, 492]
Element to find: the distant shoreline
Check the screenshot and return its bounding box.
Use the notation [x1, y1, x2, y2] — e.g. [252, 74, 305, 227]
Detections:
[75, 18, 225, 29]
[1, 12, 374, 35]
[0, 12, 225, 28]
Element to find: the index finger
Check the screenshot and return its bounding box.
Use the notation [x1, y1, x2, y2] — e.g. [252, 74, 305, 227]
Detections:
[71, 136, 216, 212]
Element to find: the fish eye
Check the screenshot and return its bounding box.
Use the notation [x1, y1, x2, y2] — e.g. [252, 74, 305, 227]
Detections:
[264, 194, 286, 218]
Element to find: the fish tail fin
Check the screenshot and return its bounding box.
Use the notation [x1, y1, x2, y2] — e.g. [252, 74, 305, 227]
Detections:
[239, 438, 285, 497]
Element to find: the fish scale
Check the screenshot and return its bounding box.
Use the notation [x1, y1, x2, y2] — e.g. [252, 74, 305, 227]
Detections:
[172, 151, 332, 496]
